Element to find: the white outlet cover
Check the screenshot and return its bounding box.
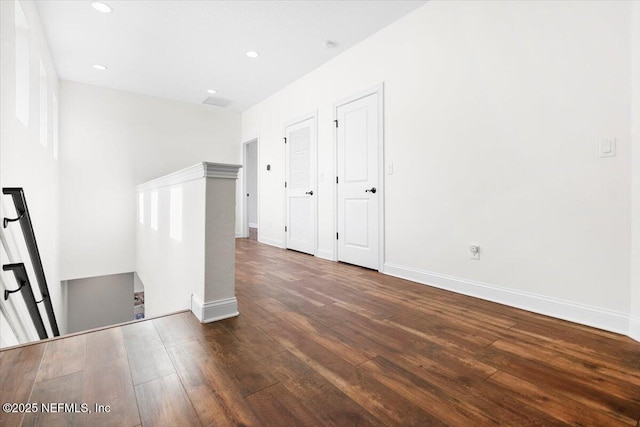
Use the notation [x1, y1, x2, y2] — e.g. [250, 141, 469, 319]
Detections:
[599, 138, 616, 158]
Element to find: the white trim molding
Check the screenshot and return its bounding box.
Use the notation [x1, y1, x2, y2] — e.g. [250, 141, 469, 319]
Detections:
[191, 294, 239, 323]
[137, 162, 242, 191]
[203, 162, 243, 179]
[630, 315, 640, 341]
[383, 262, 631, 336]
[235, 232, 244, 238]
[258, 236, 284, 248]
[316, 249, 335, 261]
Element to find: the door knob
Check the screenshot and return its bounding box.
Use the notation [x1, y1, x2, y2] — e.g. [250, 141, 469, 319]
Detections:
[305, 190, 314, 195]
[365, 187, 377, 194]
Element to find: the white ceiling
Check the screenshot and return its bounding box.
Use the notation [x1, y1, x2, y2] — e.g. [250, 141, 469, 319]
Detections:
[35, 0, 426, 111]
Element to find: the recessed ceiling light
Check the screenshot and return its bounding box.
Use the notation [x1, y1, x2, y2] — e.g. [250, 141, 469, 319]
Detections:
[246, 51, 260, 58]
[91, 2, 112, 13]
[92, 64, 108, 71]
[207, 89, 217, 94]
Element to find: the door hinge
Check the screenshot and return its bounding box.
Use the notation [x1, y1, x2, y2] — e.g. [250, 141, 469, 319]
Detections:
[284, 181, 287, 188]
[336, 232, 339, 240]
[336, 176, 339, 184]
[283, 137, 287, 144]
[333, 119, 338, 128]
[285, 226, 287, 232]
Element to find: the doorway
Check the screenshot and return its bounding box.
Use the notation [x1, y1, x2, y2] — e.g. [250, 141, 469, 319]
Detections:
[284, 112, 317, 255]
[243, 139, 259, 241]
[335, 85, 384, 270]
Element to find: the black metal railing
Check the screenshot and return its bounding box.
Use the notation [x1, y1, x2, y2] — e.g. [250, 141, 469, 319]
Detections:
[2, 187, 60, 337]
[2, 263, 48, 339]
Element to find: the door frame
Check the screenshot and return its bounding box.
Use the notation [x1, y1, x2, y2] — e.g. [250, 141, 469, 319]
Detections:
[283, 111, 318, 255]
[333, 83, 385, 271]
[241, 137, 260, 239]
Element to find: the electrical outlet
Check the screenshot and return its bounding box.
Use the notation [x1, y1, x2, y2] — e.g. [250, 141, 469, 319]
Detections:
[470, 245, 480, 260]
[599, 138, 616, 158]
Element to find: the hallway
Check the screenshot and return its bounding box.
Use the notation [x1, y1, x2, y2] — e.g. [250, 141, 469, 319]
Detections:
[1, 238, 639, 426]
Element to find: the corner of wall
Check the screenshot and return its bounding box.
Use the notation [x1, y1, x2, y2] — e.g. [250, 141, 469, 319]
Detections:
[630, 316, 640, 342]
[630, 0, 640, 342]
[190, 294, 238, 323]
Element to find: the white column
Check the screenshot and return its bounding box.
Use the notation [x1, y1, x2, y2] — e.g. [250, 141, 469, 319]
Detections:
[194, 163, 242, 323]
[136, 162, 241, 323]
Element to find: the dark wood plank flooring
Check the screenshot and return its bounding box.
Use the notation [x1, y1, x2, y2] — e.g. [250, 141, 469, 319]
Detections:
[1, 238, 639, 426]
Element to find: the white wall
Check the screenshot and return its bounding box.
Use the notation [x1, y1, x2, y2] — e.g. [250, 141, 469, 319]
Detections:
[0, 0, 66, 340]
[203, 177, 238, 304]
[242, 1, 634, 334]
[136, 163, 239, 321]
[133, 272, 144, 292]
[60, 81, 241, 280]
[0, 310, 19, 347]
[630, 1, 640, 340]
[137, 178, 205, 318]
[67, 272, 133, 333]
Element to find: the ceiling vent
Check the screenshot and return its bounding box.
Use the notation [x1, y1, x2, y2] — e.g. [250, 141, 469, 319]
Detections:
[203, 96, 231, 108]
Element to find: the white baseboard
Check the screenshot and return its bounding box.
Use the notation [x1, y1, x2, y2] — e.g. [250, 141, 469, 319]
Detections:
[316, 249, 335, 261]
[630, 315, 640, 342]
[249, 222, 258, 229]
[235, 232, 244, 238]
[258, 236, 284, 248]
[191, 294, 239, 323]
[383, 262, 630, 336]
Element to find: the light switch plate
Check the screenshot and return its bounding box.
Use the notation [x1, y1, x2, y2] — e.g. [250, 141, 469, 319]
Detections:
[599, 138, 616, 158]
[470, 245, 480, 260]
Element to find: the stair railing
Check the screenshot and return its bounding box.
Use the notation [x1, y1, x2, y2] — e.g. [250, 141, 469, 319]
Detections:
[2, 263, 48, 339]
[2, 187, 60, 336]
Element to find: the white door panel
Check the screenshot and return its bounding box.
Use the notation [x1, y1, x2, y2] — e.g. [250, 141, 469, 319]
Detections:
[285, 115, 316, 255]
[289, 197, 313, 247]
[344, 108, 369, 182]
[337, 92, 380, 269]
[343, 199, 369, 247]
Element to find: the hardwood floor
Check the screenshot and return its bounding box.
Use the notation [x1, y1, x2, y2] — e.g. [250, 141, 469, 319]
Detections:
[1, 238, 640, 426]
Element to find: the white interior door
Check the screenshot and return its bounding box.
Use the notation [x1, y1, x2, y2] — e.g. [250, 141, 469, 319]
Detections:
[336, 91, 380, 270]
[285, 115, 316, 255]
